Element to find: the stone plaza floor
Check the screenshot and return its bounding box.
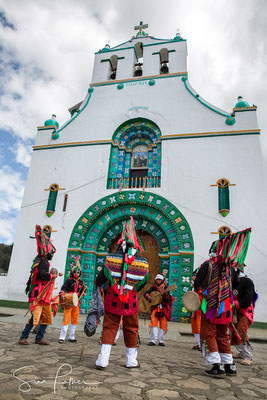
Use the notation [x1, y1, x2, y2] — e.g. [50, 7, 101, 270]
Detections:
[0, 307, 266, 399]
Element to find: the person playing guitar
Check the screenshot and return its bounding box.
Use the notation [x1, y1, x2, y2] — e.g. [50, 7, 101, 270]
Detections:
[144, 273, 173, 346]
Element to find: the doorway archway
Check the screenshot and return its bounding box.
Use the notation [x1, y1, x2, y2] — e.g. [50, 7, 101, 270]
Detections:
[65, 190, 194, 322]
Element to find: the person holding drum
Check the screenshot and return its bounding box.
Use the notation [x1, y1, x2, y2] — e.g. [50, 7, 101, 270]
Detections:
[58, 257, 86, 344]
[19, 225, 57, 346]
[144, 273, 173, 346]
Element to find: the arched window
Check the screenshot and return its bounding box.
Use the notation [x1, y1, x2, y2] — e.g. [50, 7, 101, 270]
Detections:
[130, 145, 148, 188]
[109, 55, 118, 80]
[134, 42, 143, 77]
[160, 48, 169, 74]
[107, 119, 161, 189]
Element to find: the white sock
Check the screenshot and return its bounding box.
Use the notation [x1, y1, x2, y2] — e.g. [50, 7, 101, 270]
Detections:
[205, 350, 221, 365]
[59, 325, 68, 341]
[96, 344, 112, 368]
[150, 326, 158, 344]
[220, 353, 233, 364]
[236, 343, 252, 360]
[68, 324, 77, 340]
[126, 347, 138, 367]
[194, 333, 201, 347]
[159, 328, 165, 343]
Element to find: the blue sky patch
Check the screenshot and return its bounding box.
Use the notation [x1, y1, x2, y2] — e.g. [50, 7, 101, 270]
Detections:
[0, 11, 15, 30]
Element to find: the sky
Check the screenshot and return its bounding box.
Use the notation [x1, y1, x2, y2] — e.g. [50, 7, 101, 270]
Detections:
[0, 0, 267, 244]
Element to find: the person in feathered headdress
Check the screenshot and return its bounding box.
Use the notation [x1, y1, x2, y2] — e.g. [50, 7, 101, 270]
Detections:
[58, 257, 87, 343]
[18, 225, 57, 346]
[95, 216, 149, 369]
[194, 228, 251, 378]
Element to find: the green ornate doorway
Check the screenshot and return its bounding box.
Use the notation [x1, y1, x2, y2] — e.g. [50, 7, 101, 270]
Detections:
[65, 190, 194, 322]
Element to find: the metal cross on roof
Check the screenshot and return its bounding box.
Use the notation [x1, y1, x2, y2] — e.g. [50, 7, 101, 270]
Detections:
[134, 21, 148, 36]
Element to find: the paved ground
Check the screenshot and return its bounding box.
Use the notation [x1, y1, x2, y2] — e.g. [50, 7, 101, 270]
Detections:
[0, 307, 267, 399]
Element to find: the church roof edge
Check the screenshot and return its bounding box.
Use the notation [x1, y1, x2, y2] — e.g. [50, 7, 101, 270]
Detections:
[96, 36, 186, 55]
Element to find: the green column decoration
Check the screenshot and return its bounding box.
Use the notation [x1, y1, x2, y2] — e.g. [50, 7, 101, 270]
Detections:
[44, 183, 65, 217]
[218, 184, 229, 217]
[211, 178, 236, 217]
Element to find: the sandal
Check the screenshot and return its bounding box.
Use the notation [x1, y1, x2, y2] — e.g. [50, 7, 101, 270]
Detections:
[241, 359, 253, 366]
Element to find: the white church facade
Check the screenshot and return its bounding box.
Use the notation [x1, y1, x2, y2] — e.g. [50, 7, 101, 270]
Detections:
[1, 23, 267, 323]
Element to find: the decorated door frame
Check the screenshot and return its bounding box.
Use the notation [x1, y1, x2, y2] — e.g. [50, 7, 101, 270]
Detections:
[65, 190, 194, 322]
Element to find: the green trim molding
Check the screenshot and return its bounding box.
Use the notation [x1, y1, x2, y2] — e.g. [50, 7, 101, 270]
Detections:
[251, 321, 267, 330]
[182, 76, 236, 125]
[91, 72, 188, 88]
[32, 129, 261, 152]
[0, 300, 29, 309]
[65, 190, 194, 322]
[95, 39, 186, 55]
[50, 88, 94, 139]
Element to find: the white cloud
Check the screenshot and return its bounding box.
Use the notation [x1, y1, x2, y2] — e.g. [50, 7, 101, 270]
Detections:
[0, 166, 25, 211]
[0, 166, 25, 244]
[10, 141, 32, 168]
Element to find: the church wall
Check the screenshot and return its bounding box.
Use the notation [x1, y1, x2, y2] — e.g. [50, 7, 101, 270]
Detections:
[39, 78, 258, 148]
[5, 125, 267, 321]
[3, 143, 111, 301]
[158, 135, 267, 322]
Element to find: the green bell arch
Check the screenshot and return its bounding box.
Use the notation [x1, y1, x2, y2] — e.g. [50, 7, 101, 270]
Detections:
[65, 190, 194, 322]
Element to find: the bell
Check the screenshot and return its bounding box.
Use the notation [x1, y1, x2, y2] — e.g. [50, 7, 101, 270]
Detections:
[134, 64, 143, 77]
[110, 69, 117, 80]
[160, 62, 169, 74]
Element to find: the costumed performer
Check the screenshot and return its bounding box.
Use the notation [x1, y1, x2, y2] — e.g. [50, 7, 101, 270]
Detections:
[19, 225, 57, 346]
[58, 257, 87, 343]
[95, 216, 149, 369]
[191, 267, 201, 350]
[144, 273, 173, 346]
[194, 228, 251, 378]
[231, 266, 256, 366]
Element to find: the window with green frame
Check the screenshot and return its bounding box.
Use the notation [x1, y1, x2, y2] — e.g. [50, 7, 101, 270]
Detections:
[107, 118, 162, 189]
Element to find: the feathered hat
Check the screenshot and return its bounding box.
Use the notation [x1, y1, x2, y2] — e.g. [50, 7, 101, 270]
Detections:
[209, 228, 251, 272]
[117, 216, 145, 252]
[70, 256, 82, 276]
[35, 225, 56, 257]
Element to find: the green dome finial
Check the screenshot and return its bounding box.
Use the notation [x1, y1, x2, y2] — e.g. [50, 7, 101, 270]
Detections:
[235, 96, 250, 108]
[173, 29, 182, 41]
[101, 43, 110, 52]
[44, 114, 59, 128]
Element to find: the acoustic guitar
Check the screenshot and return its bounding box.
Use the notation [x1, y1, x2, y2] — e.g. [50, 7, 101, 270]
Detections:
[139, 283, 177, 313]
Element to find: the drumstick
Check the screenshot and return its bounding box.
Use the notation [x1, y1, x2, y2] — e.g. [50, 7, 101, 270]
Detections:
[79, 335, 87, 361]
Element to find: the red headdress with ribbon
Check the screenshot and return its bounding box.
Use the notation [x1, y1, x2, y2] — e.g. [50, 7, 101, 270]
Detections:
[70, 256, 82, 276]
[209, 228, 251, 272]
[35, 225, 56, 257]
[117, 216, 145, 252]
